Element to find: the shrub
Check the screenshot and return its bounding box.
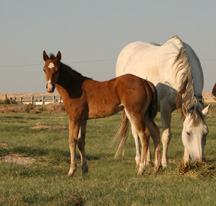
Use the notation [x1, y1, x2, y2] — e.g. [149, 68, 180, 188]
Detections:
[25, 104, 35, 113]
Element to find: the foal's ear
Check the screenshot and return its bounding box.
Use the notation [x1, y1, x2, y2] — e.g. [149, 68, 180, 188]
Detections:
[43, 51, 49, 61]
[56, 51, 61, 61]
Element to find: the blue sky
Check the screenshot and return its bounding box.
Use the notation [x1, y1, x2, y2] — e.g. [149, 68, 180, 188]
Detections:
[0, 0, 215, 93]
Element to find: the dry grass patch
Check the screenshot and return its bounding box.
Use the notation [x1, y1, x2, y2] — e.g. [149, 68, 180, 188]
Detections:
[30, 125, 68, 131]
[178, 161, 216, 178]
[0, 154, 35, 165]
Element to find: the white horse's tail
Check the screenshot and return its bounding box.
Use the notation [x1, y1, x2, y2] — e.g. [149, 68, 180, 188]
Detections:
[113, 110, 130, 158]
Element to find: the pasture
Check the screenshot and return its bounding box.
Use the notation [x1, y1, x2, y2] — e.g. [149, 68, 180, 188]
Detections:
[0, 104, 215, 205]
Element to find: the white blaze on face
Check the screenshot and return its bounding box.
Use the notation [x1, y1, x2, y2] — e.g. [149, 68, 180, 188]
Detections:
[48, 62, 55, 69]
[47, 80, 53, 92]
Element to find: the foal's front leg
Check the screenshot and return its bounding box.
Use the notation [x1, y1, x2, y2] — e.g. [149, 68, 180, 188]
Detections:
[77, 121, 88, 174]
[67, 119, 80, 177]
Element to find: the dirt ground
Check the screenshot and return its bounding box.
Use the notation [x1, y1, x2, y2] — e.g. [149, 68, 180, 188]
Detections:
[202, 92, 216, 104]
[0, 102, 65, 114]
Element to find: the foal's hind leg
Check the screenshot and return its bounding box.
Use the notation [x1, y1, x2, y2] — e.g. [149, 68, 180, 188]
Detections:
[137, 125, 150, 175]
[131, 124, 151, 168]
[131, 124, 152, 169]
[125, 110, 150, 175]
[131, 124, 140, 168]
[77, 121, 88, 174]
[146, 144, 152, 166]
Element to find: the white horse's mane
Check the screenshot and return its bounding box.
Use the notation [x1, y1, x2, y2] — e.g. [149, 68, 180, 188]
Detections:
[172, 36, 203, 121]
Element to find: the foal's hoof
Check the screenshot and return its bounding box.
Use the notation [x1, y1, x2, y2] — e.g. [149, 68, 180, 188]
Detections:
[137, 170, 144, 176]
[82, 164, 89, 174]
[67, 168, 76, 177]
[67, 173, 74, 177]
[137, 168, 145, 175]
[152, 164, 162, 175]
[146, 161, 153, 167]
[162, 160, 168, 168]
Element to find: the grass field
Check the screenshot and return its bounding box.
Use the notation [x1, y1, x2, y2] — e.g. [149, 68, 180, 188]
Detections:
[0, 105, 215, 205]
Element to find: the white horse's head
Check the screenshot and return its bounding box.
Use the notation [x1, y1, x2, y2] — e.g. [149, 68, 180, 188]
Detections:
[182, 105, 209, 162]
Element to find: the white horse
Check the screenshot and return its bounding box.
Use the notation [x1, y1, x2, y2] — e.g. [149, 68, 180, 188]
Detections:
[116, 36, 209, 167]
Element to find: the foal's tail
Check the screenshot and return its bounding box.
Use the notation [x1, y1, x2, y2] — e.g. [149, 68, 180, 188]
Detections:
[146, 80, 158, 121]
[113, 110, 130, 158]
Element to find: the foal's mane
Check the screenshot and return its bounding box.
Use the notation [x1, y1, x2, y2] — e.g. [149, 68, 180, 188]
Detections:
[60, 62, 92, 80]
[49, 54, 56, 59]
[172, 37, 204, 123]
[49, 53, 91, 80]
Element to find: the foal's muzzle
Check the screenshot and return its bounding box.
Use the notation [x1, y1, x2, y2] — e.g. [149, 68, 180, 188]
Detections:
[46, 82, 55, 93]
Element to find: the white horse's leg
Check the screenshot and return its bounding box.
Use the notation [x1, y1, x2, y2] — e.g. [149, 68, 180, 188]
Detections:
[160, 102, 172, 168]
[183, 147, 190, 166]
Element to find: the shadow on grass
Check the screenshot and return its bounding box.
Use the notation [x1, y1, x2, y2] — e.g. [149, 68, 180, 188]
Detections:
[2, 116, 25, 119]
[1, 116, 40, 120]
[12, 146, 49, 157]
[10, 146, 100, 161]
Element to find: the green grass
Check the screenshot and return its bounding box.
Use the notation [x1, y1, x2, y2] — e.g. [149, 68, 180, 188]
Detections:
[0, 106, 215, 205]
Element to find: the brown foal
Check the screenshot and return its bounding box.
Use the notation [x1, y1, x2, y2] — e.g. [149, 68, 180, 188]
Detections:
[43, 51, 161, 176]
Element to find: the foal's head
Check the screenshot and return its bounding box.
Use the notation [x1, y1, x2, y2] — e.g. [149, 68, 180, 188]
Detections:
[43, 51, 61, 93]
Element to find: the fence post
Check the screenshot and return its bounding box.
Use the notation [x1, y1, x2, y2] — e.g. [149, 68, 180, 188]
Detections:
[31, 96, 34, 104]
[53, 96, 55, 103]
[42, 96, 45, 105]
[20, 97, 23, 104]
